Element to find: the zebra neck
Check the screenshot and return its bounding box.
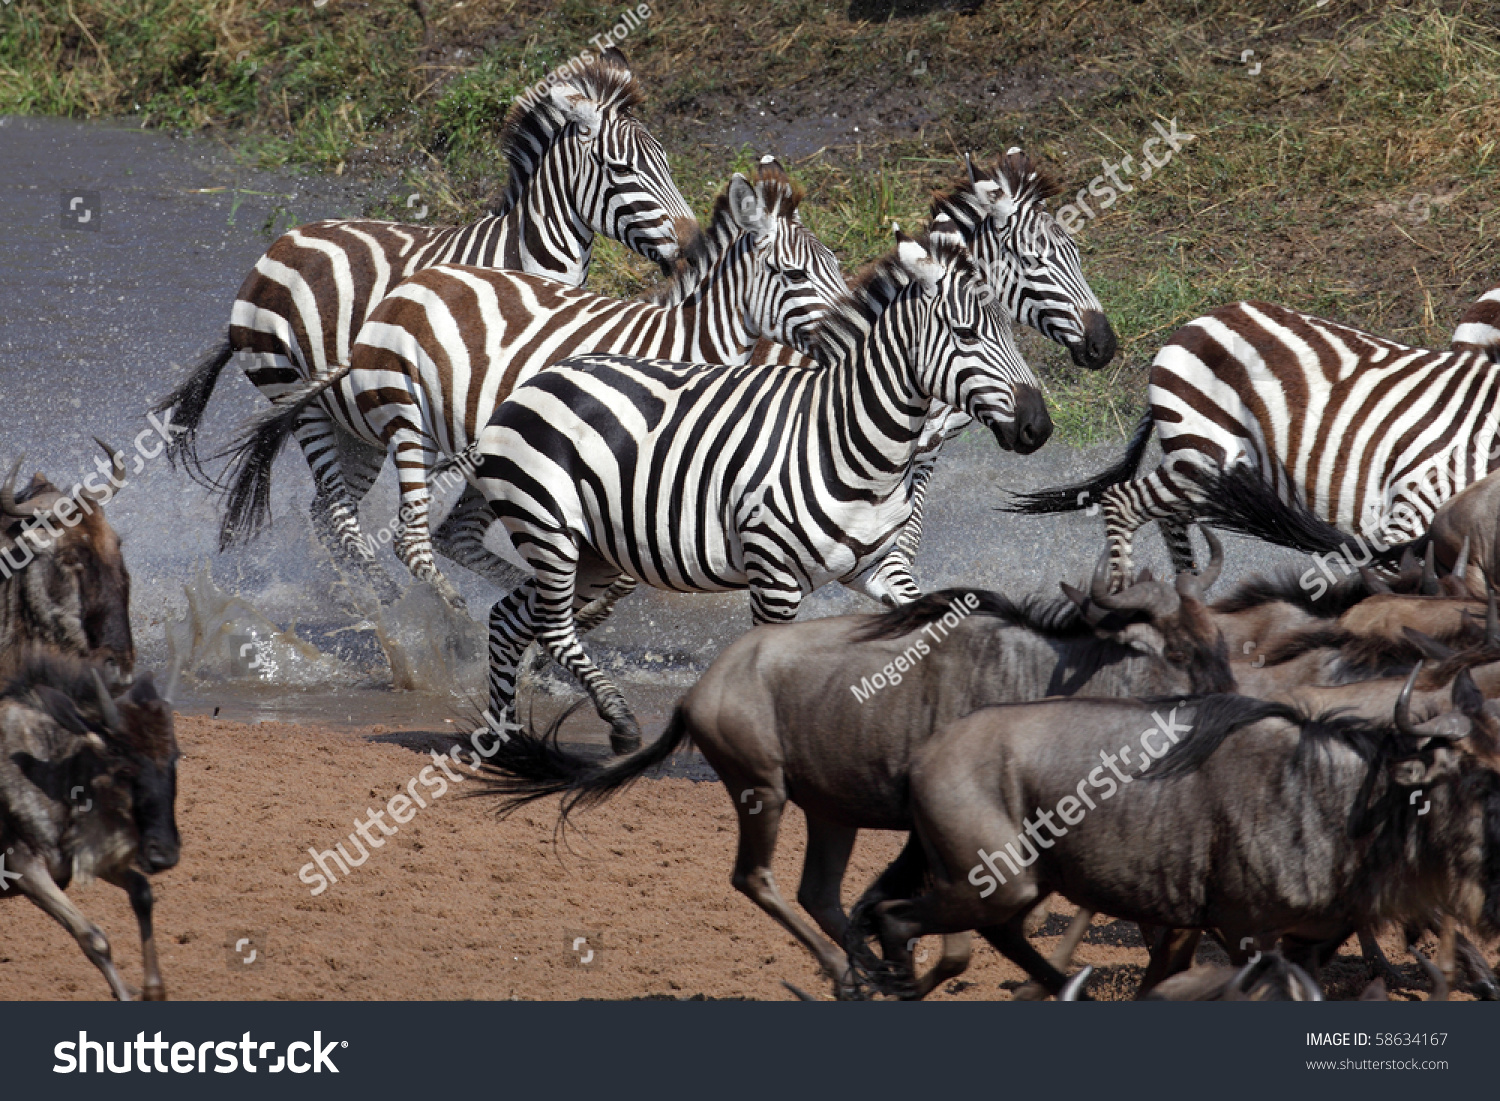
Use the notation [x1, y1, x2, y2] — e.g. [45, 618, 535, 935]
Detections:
[656, 232, 756, 361]
[435, 200, 594, 286]
[817, 312, 932, 494]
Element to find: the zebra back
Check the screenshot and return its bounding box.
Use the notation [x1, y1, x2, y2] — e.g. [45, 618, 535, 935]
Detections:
[1150, 299, 1500, 539]
[1454, 286, 1500, 363]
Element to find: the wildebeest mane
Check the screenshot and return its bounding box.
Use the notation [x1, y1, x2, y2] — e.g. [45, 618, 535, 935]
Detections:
[854, 587, 1110, 644]
[1212, 566, 1378, 620]
[1150, 695, 1406, 781]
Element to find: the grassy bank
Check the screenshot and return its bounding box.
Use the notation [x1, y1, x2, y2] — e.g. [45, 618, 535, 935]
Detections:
[3, 0, 1496, 441]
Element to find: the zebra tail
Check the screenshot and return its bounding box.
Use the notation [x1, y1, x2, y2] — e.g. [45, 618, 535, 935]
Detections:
[478, 703, 694, 831]
[215, 365, 351, 551]
[1190, 465, 1364, 556]
[153, 337, 234, 489]
[1005, 410, 1155, 514]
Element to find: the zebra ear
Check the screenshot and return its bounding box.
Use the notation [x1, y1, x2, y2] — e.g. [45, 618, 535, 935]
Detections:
[895, 235, 941, 289]
[549, 83, 603, 135]
[727, 173, 771, 237]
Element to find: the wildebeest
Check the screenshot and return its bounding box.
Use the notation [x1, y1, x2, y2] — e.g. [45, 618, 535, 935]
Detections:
[0, 653, 180, 1000]
[480, 538, 1234, 997]
[851, 666, 1500, 998]
[0, 445, 133, 686]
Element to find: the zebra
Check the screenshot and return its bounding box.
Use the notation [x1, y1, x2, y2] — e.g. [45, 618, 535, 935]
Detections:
[217, 158, 847, 611]
[1010, 298, 1500, 585]
[936, 149, 1116, 371]
[154, 49, 695, 593]
[471, 221, 1051, 752]
[1454, 285, 1500, 362]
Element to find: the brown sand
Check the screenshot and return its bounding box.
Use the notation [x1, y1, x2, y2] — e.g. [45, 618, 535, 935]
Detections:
[0, 713, 1471, 1001]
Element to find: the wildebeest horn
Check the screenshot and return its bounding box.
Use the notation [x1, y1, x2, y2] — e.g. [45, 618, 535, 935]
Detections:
[1196, 526, 1224, 591]
[1419, 543, 1440, 596]
[90, 668, 122, 734]
[0, 455, 42, 518]
[1394, 662, 1423, 739]
[1400, 546, 1418, 573]
[1358, 567, 1393, 594]
[1453, 534, 1470, 581]
[81, 438, 125, 505]
[1058, 965, 1093, 1002]
[1093, 553, 1180, 619]
[1402, 628, 1455, 661]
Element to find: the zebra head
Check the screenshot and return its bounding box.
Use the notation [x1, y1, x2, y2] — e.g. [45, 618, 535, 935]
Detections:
[1453, 285, 1500, 363]
[896, 217, 1051, 455]
[723, 156, 847, 352]
[934, 149, 1116, 370]
[537, 50, 696, 275]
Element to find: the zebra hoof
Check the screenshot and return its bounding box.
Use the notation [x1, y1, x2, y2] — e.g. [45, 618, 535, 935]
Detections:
[609, 724, 642, 756]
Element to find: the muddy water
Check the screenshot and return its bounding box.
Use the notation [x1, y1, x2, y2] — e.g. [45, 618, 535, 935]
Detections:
[0, 116, 1302, 737]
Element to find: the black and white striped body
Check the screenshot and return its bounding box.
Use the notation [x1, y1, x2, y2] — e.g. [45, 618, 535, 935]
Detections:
[472, 228, 1051, 749]
[1104, 301, 1500, 580]
[307, 163, 844, 608]
[199, 54, 694, 588]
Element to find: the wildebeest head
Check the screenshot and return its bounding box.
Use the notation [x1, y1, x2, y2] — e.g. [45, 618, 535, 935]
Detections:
[1385, 664, 1500, 933]
[1064, 528, 1235, 694]
[31, 663, 180, 875]
[0, 443, 133, 685]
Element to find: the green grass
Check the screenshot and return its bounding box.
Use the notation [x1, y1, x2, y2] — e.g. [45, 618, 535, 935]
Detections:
[3, 0, 1496, 443]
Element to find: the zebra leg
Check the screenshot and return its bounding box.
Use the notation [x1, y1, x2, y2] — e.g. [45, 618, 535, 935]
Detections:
[1101, 462, 1210, 588]
[390, 434, 467, 612]
[1160, 516, 1199, 575]
[519, 575, 638, 683]
[291, 411, 384, 569]
[844, 553, 923, 608]
[486, 579, 540, 736]
[518, 542, 643, 754]
[431, 484, 531, 590]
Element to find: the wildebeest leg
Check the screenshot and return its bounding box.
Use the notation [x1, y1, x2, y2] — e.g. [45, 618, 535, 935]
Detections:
[1359, 928, 1409, 987]
[1015, 907, 1095, 1001]
[1453, 931, 1499, 999]
[1137, 926, 1202, 996]
[108, 868, 165, 1001]
[978, 911, 1072, 997]
[796, 819, 858, 944]
[726, 782, 852, 994]
[1436, 917, 1457, 1001]
[11, 849, 134, 1000]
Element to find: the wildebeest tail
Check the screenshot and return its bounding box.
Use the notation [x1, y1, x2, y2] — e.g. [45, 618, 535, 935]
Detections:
[479, 702, 694, 828]
[1006, 410, 1154, 514]
[153, 337, 235, 488]
[216, 365, 351, 551]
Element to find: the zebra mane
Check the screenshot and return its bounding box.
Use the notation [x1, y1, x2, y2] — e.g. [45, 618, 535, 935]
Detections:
[803, 230, 976, 364]
[930, 148, 1062, 228]
[494, 52, 646, 217]
[645, 157, 807, 308]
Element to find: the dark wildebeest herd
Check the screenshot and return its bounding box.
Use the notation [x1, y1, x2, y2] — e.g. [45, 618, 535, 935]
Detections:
[8, 48, 1500, 1000]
